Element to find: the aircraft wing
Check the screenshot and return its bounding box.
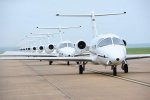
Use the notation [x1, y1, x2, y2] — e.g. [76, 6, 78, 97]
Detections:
[0, 51, 58, 57]
[0, 56, 92, 62]
[75, 52, 90, 57]
[0, 51, 92, 61]
[126, 54, 150, 60]
[0, 51, 90, 57]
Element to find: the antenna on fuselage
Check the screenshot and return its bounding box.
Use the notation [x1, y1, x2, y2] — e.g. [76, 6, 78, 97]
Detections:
[37, 26, 81, 41]
[56, 12, 126, 37]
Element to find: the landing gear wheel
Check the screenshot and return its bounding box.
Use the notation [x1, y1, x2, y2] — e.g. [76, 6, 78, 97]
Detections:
[112, 66, 117, 76]
[124, 64, 128, 73]
[67, 61, 70, 65]
[49, 61, 53, 65]
[83, 65, 85, 71]
[79, 65, 83, 74]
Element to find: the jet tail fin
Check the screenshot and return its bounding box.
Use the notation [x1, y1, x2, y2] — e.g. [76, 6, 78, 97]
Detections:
[56, 12, 126, 37]
[36, 26, 81, 41]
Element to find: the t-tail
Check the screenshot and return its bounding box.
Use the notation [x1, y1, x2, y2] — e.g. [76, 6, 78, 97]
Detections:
[56, 12, 126, 37]
[37, 26, 81, 41]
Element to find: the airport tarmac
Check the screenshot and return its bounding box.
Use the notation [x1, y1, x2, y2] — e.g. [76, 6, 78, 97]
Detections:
[0, 58, 150, 100]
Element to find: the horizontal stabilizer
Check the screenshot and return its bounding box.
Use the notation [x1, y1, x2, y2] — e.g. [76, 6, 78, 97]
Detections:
[37, 26, 81, 29]
[30, 33, 53, 35]
[56, 12, 126, 17]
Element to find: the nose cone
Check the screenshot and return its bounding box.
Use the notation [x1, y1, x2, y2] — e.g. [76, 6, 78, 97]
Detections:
[108, 47, 126, 65]
[97, 45, 126, 66]
[116, 58, 120, 61]
[59, 47, 75, 57]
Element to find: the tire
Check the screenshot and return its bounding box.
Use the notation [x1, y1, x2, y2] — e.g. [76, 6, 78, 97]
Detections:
[67, 61, 70, 65]
[113, 66, 117, 76]
[49, 61, 53, 65]
[124, 64, 128, 73]
[79, 65, 83, 74]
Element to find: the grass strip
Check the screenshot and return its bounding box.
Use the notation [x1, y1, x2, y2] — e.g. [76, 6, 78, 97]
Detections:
[127, 48, 150, 54]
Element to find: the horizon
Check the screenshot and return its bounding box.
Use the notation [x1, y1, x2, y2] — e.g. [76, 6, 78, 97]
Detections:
[0, 43, 150, 51]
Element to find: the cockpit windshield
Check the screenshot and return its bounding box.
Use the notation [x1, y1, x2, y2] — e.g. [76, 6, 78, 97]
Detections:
[68, 43, 74, 48]
[98, 38, 112, 47]
[112, 37, 124, 45]
[59, 43, 67, 48]
[59, 43, 74, 48]
[98, 37, 124, 47]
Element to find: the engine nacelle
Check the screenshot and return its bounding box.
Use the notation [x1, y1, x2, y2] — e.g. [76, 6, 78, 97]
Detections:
[38, 45, 44, 53]
[25, 47, 31, 52]
[28, 48, 31, 51]
[75, 40, 87, 54]
[45, 44, 55, 54]
[31, 47, 37, 53]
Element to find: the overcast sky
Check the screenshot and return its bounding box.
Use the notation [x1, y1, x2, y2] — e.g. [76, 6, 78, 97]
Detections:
[0, 0, 150, 47]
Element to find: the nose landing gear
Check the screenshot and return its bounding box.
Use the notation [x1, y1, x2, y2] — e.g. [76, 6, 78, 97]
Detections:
[79, 65, 84, 74]
[111, 63, 128, 76]
[49, 61, 53, 65]
[111, 65, 117, 76]
[67, 61, 70, 65]
[78, 62, 87, 74]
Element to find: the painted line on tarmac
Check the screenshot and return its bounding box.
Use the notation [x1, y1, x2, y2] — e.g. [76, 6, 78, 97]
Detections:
[85, 68, 150, 87]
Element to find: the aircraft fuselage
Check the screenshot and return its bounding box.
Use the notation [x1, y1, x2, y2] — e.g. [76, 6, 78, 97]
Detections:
[89, 34, 126, 66]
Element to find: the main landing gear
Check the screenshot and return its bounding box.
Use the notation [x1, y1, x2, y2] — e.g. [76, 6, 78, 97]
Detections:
[111, 65, 117, 76]
[122, 63, 128, 73]
[67, 61, 70, 65]
[78, 62, 87, 74]
[49, 61, 53, 65]
[111, 62, 128, 76]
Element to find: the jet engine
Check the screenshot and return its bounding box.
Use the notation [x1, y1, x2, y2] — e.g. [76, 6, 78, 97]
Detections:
[75, 40, 87, 54]
[25, 48, 31, 52]
[31, 47, 37, 53]
[45, 44, 55, 54]
[27, 48, 31, 51]
[33, 47, 36, 51]
[38, 45, 44, 53]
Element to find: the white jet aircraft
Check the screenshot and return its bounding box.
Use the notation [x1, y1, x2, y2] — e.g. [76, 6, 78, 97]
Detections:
[30, 32, 56, 54]
[25, 35, 46, 53]
[1, 12, 150, 76]
[36, 26, 87, 65]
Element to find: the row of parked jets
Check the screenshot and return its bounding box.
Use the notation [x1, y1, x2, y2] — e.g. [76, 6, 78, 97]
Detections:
[19, 27, 88, 65]
[1, 11, 150, 76]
